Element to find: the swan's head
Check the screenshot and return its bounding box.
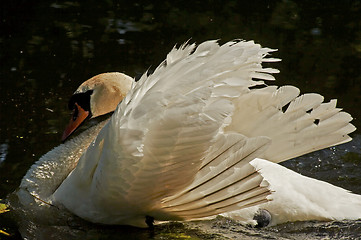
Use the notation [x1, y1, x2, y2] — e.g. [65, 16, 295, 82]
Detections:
[61, 72, 134, 141]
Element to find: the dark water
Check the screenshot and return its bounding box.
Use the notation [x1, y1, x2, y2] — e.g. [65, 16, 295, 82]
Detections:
[1, 1, 361, 239]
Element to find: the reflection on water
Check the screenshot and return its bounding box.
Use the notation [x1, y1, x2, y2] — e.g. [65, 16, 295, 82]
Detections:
[4, 202, 361, 240]
[1, 0, 360, 239]
[0, 143, 9, 164]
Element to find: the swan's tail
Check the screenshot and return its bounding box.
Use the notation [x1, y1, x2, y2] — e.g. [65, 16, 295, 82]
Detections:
[226, 85, 356, 163]
[253, 158, 361, 224]
[157, 134, 273, 220]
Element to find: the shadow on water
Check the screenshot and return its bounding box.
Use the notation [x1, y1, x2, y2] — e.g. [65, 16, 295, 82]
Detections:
[1, 0, 361, 239]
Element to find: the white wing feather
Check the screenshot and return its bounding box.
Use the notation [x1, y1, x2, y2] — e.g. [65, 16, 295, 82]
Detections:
[225, 85, 355, 162]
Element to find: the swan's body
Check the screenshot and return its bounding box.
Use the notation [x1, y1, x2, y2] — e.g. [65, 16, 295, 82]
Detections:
[18, 40, 359, 228]
[223, 158, 361, 226]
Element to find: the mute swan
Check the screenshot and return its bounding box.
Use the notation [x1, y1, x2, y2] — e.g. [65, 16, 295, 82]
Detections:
[17, 40, 359, 228]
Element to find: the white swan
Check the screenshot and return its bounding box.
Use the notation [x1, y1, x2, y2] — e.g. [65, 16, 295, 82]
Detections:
[17, 40, 359, 228]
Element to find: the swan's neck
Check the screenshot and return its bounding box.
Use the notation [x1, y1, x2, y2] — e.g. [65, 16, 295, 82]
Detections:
[17, 120, 109, 205]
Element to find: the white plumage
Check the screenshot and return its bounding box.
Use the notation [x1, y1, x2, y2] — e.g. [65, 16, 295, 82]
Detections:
[18, 39, 359, 228]
[224, 158, 361, 226]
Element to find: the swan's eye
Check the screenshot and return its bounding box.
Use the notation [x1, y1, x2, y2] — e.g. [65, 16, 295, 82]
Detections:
[72, 106, 79, 121]
[68, 89, 93, 114]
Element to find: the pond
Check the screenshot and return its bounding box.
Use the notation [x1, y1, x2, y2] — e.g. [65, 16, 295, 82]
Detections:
[1, 1, 361, 239]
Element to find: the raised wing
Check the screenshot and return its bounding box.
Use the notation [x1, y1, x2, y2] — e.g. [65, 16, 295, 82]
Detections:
[225, 85, 355, 162]
[55, 40, 328, 227]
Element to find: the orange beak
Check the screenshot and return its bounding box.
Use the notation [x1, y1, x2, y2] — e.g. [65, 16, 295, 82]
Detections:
[61, 103, 90, 142]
